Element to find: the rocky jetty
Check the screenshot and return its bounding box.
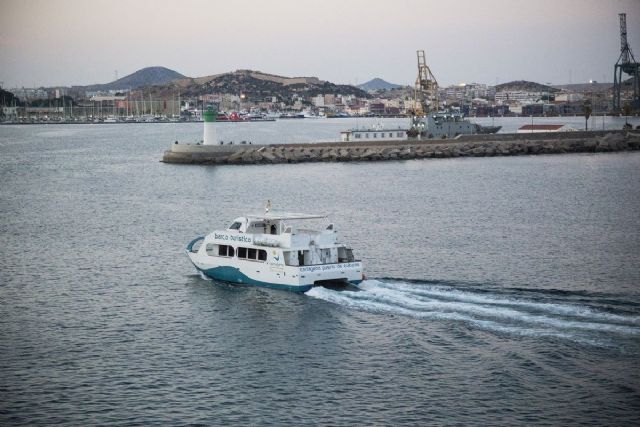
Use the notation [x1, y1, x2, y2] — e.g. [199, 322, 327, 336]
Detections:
[162, 131, 640, 165]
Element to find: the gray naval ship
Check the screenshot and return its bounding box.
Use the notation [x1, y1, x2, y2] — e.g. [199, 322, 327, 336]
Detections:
[408, 49, 500, 139]
[407, 111, 501, 139]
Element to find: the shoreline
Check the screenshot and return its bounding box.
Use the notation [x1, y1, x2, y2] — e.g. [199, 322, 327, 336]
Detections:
[162, 130, 640, 165]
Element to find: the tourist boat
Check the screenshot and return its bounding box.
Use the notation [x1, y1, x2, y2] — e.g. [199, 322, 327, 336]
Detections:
[186, 206, 364, 292]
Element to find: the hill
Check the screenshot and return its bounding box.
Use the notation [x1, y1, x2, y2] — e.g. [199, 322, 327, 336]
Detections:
[80, 66, 186, 91]
[552, 83, 612, 93]
[495, 80, 559, 93]
[148, 69, 370, 101]
[358, 78, 402, 91]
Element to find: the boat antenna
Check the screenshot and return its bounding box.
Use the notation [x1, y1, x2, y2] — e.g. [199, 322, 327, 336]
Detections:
[265, 200, 271, 213]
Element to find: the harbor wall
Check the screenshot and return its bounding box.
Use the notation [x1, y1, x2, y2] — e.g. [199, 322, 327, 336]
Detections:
[162, 131, 640, 165]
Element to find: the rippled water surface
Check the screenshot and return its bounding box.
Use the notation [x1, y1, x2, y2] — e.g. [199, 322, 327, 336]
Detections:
[1, 122, 639, 425]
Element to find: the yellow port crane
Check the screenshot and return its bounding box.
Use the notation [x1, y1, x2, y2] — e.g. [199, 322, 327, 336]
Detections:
[413, 50, 440, 116]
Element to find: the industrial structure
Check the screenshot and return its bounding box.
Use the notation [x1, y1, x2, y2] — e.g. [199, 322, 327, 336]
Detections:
[613, 13, 640, 110]
[413, 50, 439, 115]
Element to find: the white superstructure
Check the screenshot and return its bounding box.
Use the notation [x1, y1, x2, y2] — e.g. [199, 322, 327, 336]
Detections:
[340, 127, 408, 142]
[186, 210, 363, 292]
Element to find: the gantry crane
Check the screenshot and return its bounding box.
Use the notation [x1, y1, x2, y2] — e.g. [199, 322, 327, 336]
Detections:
[413, 50, 440, 116]
[613, 13, 640, 110]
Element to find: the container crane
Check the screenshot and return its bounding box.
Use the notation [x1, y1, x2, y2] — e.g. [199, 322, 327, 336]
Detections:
[413, 50, 439, 116]
[613, 13, 640, 110]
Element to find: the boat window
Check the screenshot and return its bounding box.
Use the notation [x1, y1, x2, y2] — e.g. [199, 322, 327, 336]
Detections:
[206, 243, 216, 255]
[229, 221, 242, 230]
[216, 245, 234, 257]
[283, 251, 295, 266]
[345, 248, 355, 262]
[238, 247, 247, 258]
[236, 246, 267, 262]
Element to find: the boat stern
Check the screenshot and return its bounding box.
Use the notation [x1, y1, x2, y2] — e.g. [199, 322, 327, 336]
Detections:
[299, 261, 364, 287]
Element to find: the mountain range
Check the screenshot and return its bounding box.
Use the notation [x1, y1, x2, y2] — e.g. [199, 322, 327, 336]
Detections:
[41, 68, 622, 102]
[58, 67, 370, 101]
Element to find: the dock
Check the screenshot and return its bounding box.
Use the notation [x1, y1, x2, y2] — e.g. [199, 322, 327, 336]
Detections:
[162, 130, 640, 165]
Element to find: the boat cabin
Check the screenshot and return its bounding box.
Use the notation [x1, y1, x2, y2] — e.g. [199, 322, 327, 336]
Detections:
[340, 129, 407, 142]
[218, 213, 356, 267]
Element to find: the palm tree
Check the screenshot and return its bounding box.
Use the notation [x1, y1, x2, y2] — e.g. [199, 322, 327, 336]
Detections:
[583, 103, 592, 131]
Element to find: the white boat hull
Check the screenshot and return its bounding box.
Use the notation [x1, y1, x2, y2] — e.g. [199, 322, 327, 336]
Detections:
[187, 249, 363, 292]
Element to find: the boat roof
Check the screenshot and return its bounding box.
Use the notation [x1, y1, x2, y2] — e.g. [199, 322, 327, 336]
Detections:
[342, 128, 408, 133]
[246, 212, 326, 221]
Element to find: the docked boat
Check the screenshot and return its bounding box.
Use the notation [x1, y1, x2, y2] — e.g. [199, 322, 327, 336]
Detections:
[339, 111, 500, 142]
[186, 207, 364, 292]
[408, 110, 500, 139]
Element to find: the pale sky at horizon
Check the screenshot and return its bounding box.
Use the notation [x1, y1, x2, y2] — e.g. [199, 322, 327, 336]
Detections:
[1, 0, 639, 89]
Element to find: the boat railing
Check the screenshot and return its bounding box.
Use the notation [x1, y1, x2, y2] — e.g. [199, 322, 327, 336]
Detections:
[186, 236, 204, 253]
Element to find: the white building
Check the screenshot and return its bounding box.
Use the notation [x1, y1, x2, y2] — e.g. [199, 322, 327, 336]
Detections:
[10, 87, 49, 100]
[340, 128, 407, 142]
[517, 124, 576, 133]
[443, 83, 492, 101]
[495, 90, 546, 104]
[323, 94, 335, 106]
[555, 92, 583, 102]
[89, 95, 127, 102]
[312, 94, 325, 107]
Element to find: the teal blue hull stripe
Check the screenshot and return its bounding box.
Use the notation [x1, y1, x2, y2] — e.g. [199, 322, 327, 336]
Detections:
[194, 265, 361, 292]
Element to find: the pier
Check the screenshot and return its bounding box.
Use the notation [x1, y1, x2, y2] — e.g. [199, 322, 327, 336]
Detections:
[162, 130, 640, 165]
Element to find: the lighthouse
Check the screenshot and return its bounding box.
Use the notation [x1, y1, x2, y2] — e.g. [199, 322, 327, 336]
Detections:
[203, 108, 217, 145]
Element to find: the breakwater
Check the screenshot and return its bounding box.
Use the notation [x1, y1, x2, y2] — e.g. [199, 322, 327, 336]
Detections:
[162, 130, 640, 165]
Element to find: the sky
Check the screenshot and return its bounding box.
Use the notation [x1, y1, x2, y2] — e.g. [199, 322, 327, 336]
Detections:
[1, 0, 640, 89]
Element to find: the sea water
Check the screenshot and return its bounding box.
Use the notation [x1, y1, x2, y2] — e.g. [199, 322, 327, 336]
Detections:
[1, 121, 639, 425]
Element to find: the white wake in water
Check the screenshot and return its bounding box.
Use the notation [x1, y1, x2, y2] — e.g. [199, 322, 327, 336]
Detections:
[305, 279, 640, 344]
